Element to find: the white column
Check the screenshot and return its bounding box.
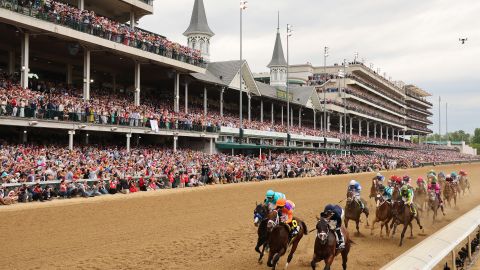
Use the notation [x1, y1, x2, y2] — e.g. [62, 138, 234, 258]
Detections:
[260, 99, 264, 123]
[22, 130, 27, 143]
[8, 50, 15, 75]
[298, 108, 302, 127]
[20, 32, 30, 89]
[203, 86, 207, 116]
[66, 64, 73, 85]
[313, 110, 316, 130]
[83, 49, 90, 100]
[358, 119, 362, 136]
[68, 130, 75, 150]
[290, 108, 294, 127]
[403, 130, 406, 142]
[320, 115, 323, 131]
[85, 133, 89, 144]
[174, 73, 180, 112]
[173, 136, 178, 152]
[281, 106, 284, 126]
[248, 94, 251, 121]
[397, 129, 400, 141]
[220, 87, 224, 117]
[339, 115, 343, 133]
[349, 116, 353, 136]
[380, 125, 383, 139]
[184, 82, 189, 114]
[327, 113, 331, 132]
[374, 123, 377, 138]
[77, 0, 84, 10]
[126, 133, 132, 153]
[366, 121, 370, 138]
[386, 126, 389, 140]
[271, 103, 274, 124]
[209, 138, 214, 155]
[134, 61, 141, 106]
[130, 11, 136, 29]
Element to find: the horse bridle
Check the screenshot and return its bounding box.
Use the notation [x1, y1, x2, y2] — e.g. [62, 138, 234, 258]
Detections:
[267, 210, 279, 229]
[316, 218, 330, 244]
[254, 212, 264, 225]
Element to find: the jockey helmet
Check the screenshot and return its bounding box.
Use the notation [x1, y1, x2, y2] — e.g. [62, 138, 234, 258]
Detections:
[403, 175, 410, 182]
[349, 180, 357, 186]
[459, 170, 467, 176]
[438, 172, 445, 178]
[429, 169, 436, 176]
[451, 172, 457, 178]
[276, 198, 287, 207]
[401, 185, 409, 192]
[417, 176, 424, 182]
[376, 172, 382, 177]
[266, 190, 275, 199]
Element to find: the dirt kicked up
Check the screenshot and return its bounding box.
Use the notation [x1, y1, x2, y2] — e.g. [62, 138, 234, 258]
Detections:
[1, 163, 479, 270]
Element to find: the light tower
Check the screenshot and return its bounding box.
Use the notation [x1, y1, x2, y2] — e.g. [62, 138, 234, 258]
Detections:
[184, 0, 215, 62]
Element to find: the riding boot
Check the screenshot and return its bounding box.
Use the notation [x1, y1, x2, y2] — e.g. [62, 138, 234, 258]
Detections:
[335, 228, 345, 250]
[410, 204, 417, 217]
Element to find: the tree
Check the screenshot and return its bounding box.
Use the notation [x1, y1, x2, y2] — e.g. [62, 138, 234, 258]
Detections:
[472, 128, 480, 144]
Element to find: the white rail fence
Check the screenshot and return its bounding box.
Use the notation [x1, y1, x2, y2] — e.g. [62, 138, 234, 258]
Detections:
[381, 205, 480, 270]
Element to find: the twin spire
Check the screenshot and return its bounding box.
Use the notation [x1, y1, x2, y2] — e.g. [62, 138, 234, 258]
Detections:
[183, 0, 214, 36]
[268, 12, 287, 68]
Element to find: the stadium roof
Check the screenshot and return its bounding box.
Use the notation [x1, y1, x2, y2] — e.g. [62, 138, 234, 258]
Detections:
[183, 0, 215, 37]
[405, 84, 431, 97]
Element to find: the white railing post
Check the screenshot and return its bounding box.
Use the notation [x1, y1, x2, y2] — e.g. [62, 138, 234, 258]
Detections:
[451, 249, 456, 270]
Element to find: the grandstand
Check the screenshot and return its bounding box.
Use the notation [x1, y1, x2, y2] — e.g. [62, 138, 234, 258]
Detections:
[0, 0, 471, 160]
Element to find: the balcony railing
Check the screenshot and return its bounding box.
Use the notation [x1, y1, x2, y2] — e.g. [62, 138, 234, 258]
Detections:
[0, 105, 219, 133]
[0, 0, 206, 68]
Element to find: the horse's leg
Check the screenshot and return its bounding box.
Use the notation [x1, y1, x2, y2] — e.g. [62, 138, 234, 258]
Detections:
[385, 217, 392, 237]
[310, 254, 320, 270]
[344, 218, 349, 229]
[323, 255, 335, 270]
[259, 243, 266, 263]
[285, 237, 301, 269]
[355, 220, 360, 234]
[370, 218, 377, 235]
[409, 223, 413, 238]
[341, 249, 348, 270]
[399, 222, 409, 246]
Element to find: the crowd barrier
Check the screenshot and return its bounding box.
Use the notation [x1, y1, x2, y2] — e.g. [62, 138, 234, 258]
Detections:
[381, 205, 480, 270]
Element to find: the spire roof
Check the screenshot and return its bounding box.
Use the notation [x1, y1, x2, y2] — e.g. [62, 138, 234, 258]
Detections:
[267, 14, 287, 68]
[183, 0, 214, 37]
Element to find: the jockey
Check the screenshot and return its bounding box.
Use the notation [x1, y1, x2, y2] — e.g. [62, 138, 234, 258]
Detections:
[321, 204, 345, 250]
[379, 185, 392, 201]
[427, 177, 443, 206]
[400, 185, 416, 217]
[374, 172, 385, 187]
[347, 180, 364, 210]
[429, 170, 436, 177]
[417, 177, 427, 190]
[402, 175, 412, 188]
[438, 172, 446, 181]
[264, 189, 286, 211]
[451, 172, 458, 183]
[275, 198, 298, 238]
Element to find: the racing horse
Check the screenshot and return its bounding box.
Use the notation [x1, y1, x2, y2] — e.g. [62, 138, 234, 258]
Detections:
[414, 185, 428, 211]
[390, 200, 423, 246]
[253, 203, 269, 263]
[265, 210, 308, 270]
[311, 214, 352, 270]
[370, 193, 393, 237]
[369, 178, 380, 200]
[458, 175, 471, 196]
[443, 182, 457, 208]
[345, 191, 369, 234]
[426, 190, 444, 223]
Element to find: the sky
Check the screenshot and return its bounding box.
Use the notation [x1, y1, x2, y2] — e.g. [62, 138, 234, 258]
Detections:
[139, 0, 480, 134]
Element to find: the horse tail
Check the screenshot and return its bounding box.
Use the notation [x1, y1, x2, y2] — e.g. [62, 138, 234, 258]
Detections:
[301, 221, 308, 235]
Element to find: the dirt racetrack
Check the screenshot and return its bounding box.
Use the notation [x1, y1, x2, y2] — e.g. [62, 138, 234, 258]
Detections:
[1, 163, 479, 270]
